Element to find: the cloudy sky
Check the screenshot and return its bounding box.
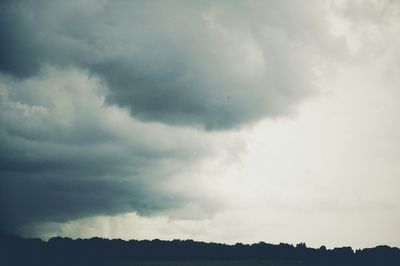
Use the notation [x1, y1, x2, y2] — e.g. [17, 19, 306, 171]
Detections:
[1, 0, 399, 249]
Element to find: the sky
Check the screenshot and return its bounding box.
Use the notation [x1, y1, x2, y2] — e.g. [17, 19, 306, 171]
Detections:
[0, 0, 399, 249]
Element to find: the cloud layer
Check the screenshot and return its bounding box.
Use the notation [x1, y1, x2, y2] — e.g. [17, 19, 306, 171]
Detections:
[0, 67, 236, 233]
[0, 0, 339, 129]
[0, 0, 344, 235]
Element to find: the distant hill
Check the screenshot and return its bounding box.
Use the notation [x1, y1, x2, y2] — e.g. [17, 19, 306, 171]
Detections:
[0, 234, 399, 266]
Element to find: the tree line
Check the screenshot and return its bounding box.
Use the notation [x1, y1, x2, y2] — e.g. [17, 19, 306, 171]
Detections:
[1, 234, 399, 265]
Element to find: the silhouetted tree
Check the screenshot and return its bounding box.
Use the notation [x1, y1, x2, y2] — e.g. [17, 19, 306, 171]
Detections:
[1, 234, 399, 266]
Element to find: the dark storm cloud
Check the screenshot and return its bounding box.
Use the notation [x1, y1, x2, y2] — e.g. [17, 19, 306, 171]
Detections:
[0, 68, 224, 234]
[0, 0, 340, 129]
[0, 1, 342, 235]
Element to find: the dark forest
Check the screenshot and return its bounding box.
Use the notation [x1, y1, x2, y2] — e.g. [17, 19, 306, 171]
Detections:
[1, 234, 399, 266]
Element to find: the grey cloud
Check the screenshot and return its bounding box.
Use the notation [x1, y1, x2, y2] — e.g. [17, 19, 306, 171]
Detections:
[0, 0, 341, 129]
[0, 0, 343, 236]
[0, 68, 226, 234]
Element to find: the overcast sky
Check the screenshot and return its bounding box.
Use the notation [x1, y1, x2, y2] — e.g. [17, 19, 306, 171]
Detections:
[1, 0, 399, 249]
